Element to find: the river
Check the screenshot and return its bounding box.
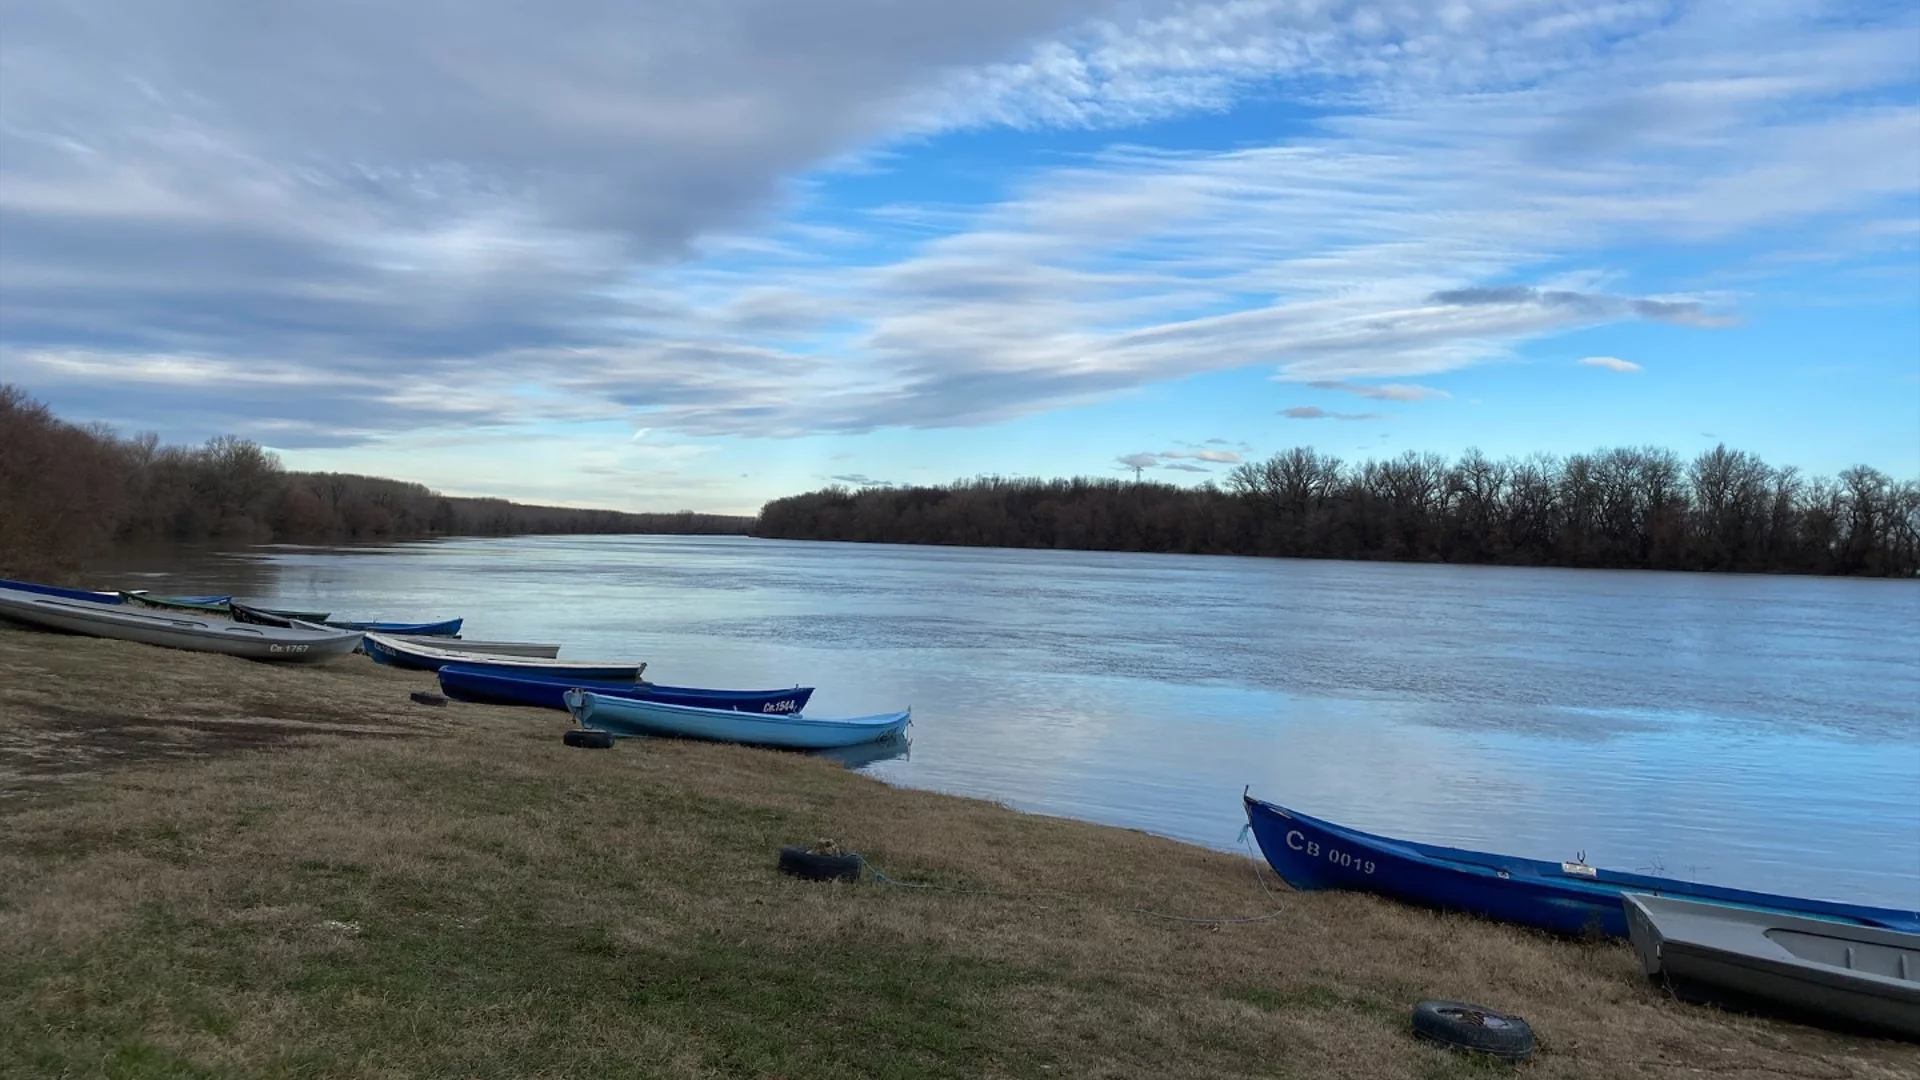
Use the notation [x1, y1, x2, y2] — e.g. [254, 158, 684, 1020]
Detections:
[86, 534, 1920, 910]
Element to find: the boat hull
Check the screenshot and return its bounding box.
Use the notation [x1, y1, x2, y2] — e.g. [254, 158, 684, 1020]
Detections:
[326, 617, 463, 636]
[1243, 796, 1920, 939]
[1625, 894, 1920, 1039]
[0, 578, 122, 604]
[566, 690, 908, 750]
[0, 587, 363, 662]
[393, 636, 558, 658]
[362, 632, 641, 680]
[127, 593, 329, 621]
[438, 664, 812, 714]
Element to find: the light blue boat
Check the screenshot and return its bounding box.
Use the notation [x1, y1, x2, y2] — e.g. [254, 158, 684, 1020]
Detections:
[564, 689, 910, 751]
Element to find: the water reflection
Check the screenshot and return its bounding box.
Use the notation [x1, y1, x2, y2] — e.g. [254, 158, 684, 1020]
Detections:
[80, 535, 1920, 909]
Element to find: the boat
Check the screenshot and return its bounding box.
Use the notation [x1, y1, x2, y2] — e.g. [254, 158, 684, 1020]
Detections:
[1624, 893, 1920, 1038]
[362, 632, 642, 680]
[0, 577, 122, 605]
[1242, 795, 1920, 939]
[564, 689, 910, 750]
[437, 663, 814, 714]
[229, 602, 463, 637]
[0, 585, 363, 662]
[124, 592, 330, 622]
[325, 616, 463, 636]
[391, 636, 557, 657]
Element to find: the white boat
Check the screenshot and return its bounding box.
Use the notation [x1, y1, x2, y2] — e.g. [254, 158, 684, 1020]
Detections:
[389, 635, 560, 658]
[565, 689, 910, 750]
[1625, 893, 1920, 1038]
[0, 586, 363, 662]
[362, 632, 641, 680]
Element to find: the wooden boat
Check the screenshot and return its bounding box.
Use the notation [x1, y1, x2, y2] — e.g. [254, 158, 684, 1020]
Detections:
[362, 632, 642, 681]
[437, 663, 813, 714]
[230, 602, 462, 637]
[1624, 893, 1920, 1038]
[1242, 795, 1920, 939]
[389, 636, 558, 658]
[0, 577, 122, 604]
[564, 689, 909, 750]
[124, 592, 330, 622]
[0, 585, 362, 662]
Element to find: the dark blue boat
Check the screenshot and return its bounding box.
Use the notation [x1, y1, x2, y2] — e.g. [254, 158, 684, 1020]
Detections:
[1243, 795, 1920, 939]
[0, 578, 122, 604]
[325, 617, 463, 636]
[437, 663, 813, 715]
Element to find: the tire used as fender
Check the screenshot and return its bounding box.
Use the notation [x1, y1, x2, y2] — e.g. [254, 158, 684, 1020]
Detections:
[778, 845, 862, 883]
[1410, 1000, 1536, 1063]
[563, 728, 615, 749]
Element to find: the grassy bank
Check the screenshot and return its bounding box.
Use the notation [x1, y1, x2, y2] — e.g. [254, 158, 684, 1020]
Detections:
[1, 628, 1913, 1079]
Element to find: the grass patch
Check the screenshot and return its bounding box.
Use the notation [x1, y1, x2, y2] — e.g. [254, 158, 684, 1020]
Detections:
[3, 626, 1917, 1079]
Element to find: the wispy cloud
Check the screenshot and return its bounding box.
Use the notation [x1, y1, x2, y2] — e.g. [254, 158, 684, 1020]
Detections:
[829, 473, 895, 487]
[1578, 356, 1644, 373]
[1307, 380, 1451, 402]
[1280, 406, 1381, 421]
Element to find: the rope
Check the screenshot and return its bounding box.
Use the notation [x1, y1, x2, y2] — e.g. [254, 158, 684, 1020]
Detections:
[853, 827, 1287, 928]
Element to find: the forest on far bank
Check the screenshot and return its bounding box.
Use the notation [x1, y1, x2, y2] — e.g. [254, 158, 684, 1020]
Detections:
[755, 445, 1920, 578]
[0, 385, 750, 581]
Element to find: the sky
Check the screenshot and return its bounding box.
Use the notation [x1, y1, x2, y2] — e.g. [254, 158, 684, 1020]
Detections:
[1, 1, 1915, 514]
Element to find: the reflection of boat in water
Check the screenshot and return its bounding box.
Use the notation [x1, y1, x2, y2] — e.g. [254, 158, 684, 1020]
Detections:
[814, 736, 910, 770]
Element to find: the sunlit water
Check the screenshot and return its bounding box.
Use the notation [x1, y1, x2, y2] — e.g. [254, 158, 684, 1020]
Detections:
[88, 534, 1920, 910]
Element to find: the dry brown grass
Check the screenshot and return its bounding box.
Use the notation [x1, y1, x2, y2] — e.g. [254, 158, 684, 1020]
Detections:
[1, 623, 1914, 1079]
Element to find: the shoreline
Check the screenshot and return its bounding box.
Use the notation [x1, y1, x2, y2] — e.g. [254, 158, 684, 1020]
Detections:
[2, 627, 1915, 1077]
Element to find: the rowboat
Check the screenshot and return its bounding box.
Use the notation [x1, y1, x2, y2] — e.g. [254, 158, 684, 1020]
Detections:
[363, 632, 642, 681]
[390, 636, 558, 658]
[565, 689, 909, 750]
[0, 586, 363, 662]
[229, 602, 463, 637]
[1243, 795, 1920, 939]
[0, 577, 122, 604]
[438, 664, 813, 714]
[124, 592, 331, 622]
[1624, 893, 1920, 1038]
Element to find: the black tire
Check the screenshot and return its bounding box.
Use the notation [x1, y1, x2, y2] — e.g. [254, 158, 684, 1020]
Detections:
[778, 845, 862, 882]
[409, 691, 448, 707]
[563, 728, 615, 749]
[1411, 1000, 1535, 1062]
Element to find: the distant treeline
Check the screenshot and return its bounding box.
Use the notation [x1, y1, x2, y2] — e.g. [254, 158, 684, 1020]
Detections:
[0, 385, 751, 580]
[756, 446, 1920, 577]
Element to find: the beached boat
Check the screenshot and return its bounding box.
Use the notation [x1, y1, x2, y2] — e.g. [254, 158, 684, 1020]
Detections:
[124, 592, 330, 622]
[1243, 795, 1920, 939]
[564, 689, 909, 750]
[0, 586, 362, 662]
[0, 577, 122, 605]
[390, 636, 558, 658]
[229, 602, 463, 637]
[362, 632, 641, 680]
[1624, 893, 1920, 1038]
[437, 663, 813, 714]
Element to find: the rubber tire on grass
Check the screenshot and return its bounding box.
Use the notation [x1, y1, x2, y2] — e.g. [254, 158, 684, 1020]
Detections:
[1411, 1000, 1536, 1063]
[778, 845, 862, 883]
[409, 691, 448, 707]
[563, 728, 615, 749]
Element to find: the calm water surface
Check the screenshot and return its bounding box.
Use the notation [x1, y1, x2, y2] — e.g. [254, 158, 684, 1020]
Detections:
[93, 535, 1920, 909]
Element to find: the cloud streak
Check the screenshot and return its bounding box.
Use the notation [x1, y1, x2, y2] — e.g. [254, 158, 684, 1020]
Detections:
[1280, 407, 1382, 421]
[1307, 380, 1451, 402]
[1579, 356, 1644, 373]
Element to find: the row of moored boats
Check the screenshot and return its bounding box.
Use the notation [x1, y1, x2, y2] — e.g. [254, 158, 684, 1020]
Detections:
[0, 578, 909, 752]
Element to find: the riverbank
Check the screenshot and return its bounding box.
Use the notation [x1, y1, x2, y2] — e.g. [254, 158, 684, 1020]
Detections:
[2, 628, 1913, 1078]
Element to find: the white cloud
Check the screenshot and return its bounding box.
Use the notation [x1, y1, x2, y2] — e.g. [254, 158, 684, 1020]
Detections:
[1578, 355, 1644, 372]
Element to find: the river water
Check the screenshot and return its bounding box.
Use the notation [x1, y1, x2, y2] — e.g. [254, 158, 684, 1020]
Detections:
[87, 534, 1920, 910]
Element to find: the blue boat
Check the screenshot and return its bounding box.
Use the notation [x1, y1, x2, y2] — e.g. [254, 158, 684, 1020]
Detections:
[362, 632, 644, 681]
[0, 578, 122, 604]
[1243, 795, 1920, 939]
[437, 664, 812, 714]
[565, 689, 909, 751]
[326, 617, 464, 636]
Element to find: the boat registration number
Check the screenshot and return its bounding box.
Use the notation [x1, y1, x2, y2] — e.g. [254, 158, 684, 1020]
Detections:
[761, 700, 799, 713]
[1286, 829, 1376, 875]
[269, 644, 309, 654]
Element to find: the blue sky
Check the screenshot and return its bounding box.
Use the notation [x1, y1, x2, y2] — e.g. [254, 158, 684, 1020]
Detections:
[1, 0, 1915, 513]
